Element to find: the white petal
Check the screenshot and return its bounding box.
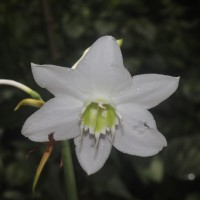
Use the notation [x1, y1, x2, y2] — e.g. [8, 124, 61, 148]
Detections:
[22, 97, 82, 142]
[111, 104, 167, 156]
[74, 134, 112, 175]
[115, 74, 179, 109]
[75, 36, 132, 97]
[31, 63, 85, 99]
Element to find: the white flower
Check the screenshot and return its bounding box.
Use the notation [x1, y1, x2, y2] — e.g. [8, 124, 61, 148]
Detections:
[22, 36, 179, 175]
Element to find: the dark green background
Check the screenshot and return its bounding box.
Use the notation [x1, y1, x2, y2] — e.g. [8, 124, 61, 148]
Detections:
[0, 0, 200, 199]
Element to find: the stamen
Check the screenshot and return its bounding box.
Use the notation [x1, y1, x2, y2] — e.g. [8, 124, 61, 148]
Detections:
[98, 102, 106, 109]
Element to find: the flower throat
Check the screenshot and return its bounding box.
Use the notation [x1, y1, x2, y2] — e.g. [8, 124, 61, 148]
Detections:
[81, 102, 119, 142]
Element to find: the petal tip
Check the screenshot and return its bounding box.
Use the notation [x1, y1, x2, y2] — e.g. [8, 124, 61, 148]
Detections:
[85, 169, 95, 176]
[100, 35, 117, 44]
[172, 76, 180, 92]
[157, 132, 167, 148]
[31, 62, 38, 67]
[21, 121, 28, 136]
[159, 133, 167, 147]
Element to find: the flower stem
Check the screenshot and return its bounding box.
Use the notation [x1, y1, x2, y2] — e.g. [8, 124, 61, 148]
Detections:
[0, 79, 42, 100]
[61, 140, 78, 200]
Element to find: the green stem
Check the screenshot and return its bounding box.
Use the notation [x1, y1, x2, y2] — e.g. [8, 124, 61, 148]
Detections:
[61, 140, 78, 200]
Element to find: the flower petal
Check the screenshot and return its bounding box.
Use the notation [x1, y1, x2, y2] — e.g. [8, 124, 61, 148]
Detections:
[74, 134, 112, 175]
[31, 63, 85, 99]
[22, 97, 82, 142]
[75, 36, 132, 97]
[110, 104, 167, 156]
[115, 74, 179, 109]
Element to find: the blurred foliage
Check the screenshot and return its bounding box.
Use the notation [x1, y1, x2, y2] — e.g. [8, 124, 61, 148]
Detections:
[0, 0, 200, 199]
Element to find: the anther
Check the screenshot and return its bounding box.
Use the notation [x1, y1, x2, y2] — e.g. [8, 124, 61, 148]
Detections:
[98, 102, 106, 109]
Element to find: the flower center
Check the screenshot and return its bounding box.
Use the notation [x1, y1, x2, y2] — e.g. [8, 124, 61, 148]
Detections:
[81, 102, 119, 141]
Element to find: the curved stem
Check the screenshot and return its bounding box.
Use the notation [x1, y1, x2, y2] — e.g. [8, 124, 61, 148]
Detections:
[61, 140, 78, 200]
[0, 79, 42, 100]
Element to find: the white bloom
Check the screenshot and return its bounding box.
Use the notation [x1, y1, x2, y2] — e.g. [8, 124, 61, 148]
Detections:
[22, 36, 179, 175]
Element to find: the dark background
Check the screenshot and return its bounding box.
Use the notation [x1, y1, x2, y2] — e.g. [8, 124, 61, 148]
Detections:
[0, 0, 200, 199]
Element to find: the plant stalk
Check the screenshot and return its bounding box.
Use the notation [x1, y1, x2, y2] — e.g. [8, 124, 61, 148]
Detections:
[61, 140, 78, 200]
